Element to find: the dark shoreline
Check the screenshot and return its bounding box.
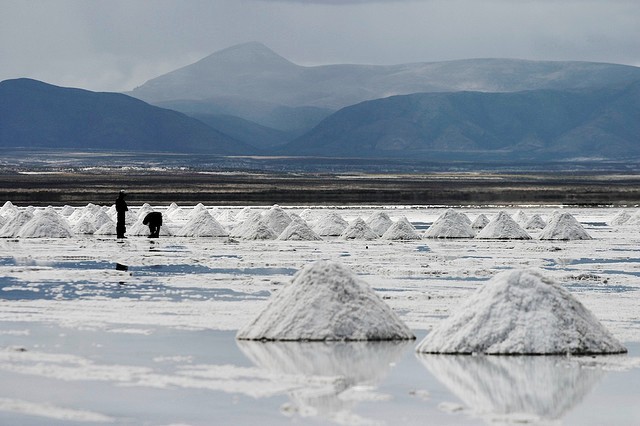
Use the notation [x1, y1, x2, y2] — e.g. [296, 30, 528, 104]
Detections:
[2, 170, 640, 206]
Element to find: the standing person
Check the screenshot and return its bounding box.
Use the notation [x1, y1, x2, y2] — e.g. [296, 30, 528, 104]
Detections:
[115, 190, 128, 239]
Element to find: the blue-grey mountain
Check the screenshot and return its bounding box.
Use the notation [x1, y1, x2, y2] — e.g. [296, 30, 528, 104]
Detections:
[0, 78, 252, 154]
[283, 83, 640, 161]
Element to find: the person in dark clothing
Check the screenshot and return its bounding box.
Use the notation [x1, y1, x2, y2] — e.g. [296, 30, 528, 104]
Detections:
[143, 211, 163, 238]
[115, 190, 128, 239]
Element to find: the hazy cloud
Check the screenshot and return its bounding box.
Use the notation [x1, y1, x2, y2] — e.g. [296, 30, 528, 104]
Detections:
[1, 0, 638, 92]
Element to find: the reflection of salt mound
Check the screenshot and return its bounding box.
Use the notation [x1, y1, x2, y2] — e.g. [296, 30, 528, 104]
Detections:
[238, 339, 409, 424]
[610, 210, 633, 226]
[539, 213, 591, 240]
[176, 210, 228, 237]
[313, 212, 348, 236]
[471, 214, 490, 230]
[0, 210, 34, 237]
[418, 353, 604, 422]
[278, 217, 322, 241]
[340, 218, 378, 240]
[262, 205, 292, 235]
[416, 269, 626, 354]
[475, 211, 531, 240]
[18, 208, 73, 238]
[366, 211, 393, 236]
[524, 214, 547, 230]
[381, 217, 421, 240]
[425, 209, 475, 239]
[237, 261, 414, 341]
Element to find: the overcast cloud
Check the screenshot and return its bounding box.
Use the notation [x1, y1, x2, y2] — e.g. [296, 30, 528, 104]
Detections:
[1, 0, 638, 92]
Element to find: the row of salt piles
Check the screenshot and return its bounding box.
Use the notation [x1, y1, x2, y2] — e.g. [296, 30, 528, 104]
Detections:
[425, 208, 592, 241]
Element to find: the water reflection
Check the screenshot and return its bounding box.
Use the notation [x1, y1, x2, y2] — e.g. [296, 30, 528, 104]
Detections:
[417, 353, 606, 423]
[238, 339, 410, 424]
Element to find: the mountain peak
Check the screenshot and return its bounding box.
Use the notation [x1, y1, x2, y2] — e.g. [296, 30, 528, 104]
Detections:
[198, 41, 295, 68]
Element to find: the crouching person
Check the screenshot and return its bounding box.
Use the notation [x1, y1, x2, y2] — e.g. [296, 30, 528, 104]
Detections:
[143, 211, 163, 238]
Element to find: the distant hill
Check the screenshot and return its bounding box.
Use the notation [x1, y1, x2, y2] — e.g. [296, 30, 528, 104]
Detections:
[129, 42, 640, 111]
[0, 78, 253, 155]
[282, 83, 640, 161]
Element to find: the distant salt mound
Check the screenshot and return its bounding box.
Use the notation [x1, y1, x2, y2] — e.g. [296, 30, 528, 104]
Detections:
[137, 204, 154, 220]
[471, 214, 490, 230]
[237, 261, 415, 341]
[18, 208, 73, 238]
[340, 218, 378, 240]
[539, 213, 592, 240]
[0, 210, 34, 238]
[513, 210, 529, 226]
[278, 217, 322, 241]
[476, 211, 531, 240]
[68, 204, 100, 224]
[176, 210, 228, 237]
[238, 218, 277, 240]
[261, 205, 292, 235]
[299, 209, 317, 223]
[72, 217, 97, 235]
[416, 269, 626, 355]
[187, 203, 208, 219]
[215, 209, 237, 225]
[0, 201, 19, 219]
[366, 211, 393, 236]
[425, 209, 475, 239]
[381, 217, 421, 240]
[94, 222, 116, 235]
[60, 205, 75, 217]
[313, 212, 349, 236]
[165, 202, 179, 216]
[235, 207, 258, 223]
[524, 214, 547, 230]
[610, 210, 634, 226]
[229, 211, 262, 238]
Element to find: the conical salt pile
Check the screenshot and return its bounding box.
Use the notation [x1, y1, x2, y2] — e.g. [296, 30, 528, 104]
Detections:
[94, 222, 116, 235]
[513, 210, 529, 226]
[278, 217, 322, 241]
[262, 205, 292, 235]
[425, 209, 475, 239]
[313, 212, 349, 236]
[60, 205, 75, 217]
[340, 218, 378, 240]
[471, 214, 490, 230]
[176, 210, 228, 237]
[239, 219, 277, 240]
[18, 208, 73, 238]
[381, 217, 421, 240]
[366, 211, 393, 236]
[476, 211, 531, 240]
[0, 210, 34, 237]
[0, 215, 6, 228]
[0, 201, 19, 219]
[416, 269, 626, 355]
[237, 261, 415, 341]
[524, 214, 547, 230]
[72, 217, 97, 235]
[539, 213, 591, 240]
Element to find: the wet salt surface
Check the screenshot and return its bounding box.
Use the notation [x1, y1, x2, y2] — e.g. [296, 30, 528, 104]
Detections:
[1, 206, 640, 424]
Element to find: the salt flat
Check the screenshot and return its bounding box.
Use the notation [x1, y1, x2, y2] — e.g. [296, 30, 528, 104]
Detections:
[1, 205, 639, 425]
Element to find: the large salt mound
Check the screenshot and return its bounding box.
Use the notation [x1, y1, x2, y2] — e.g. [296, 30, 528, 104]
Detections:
[176, 210, 228, 237]
[278, 217, 322, 241]
[416, 269, 626, 355]
[0, 201, 19, 219]
[313, 212, 348, 236]
[425, 209, 475, 239]
[261, 205, 292, 235]
[381, 217, 421, 240]
[0, 210, 34, 237]
[471, 214, 490, 230]
[539, 212, 592, 240]
[475, 211, 531, 240]
[237, 261, 415, 341]
[18, 208, 73, 238]
[340, 218, 378, 240]
[239, 219, 277, 240]
[366, 211, 393, 236]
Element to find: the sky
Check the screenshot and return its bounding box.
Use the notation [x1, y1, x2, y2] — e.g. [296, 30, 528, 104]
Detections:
[1, 0, 639, 92]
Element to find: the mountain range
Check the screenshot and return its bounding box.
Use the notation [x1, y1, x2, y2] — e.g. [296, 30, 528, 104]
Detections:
[2, 42, 640, 163]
